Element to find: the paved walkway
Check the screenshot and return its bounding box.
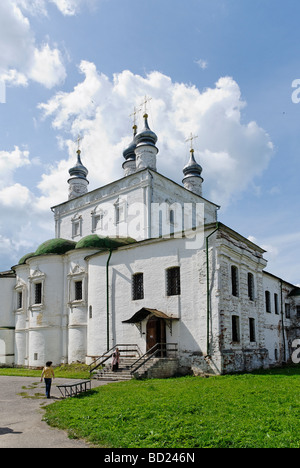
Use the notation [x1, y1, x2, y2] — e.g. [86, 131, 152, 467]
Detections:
[0, 376, 108, 448]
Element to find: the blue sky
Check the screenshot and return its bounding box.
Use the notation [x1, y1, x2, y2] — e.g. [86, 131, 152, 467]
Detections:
[1, 0, 300, 284]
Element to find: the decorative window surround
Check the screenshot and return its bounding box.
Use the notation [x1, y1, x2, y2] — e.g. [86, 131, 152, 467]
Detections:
[71, 213, 83, 238]
[114, 198, 127, 225]
[28, 268, 46, 311]
[67, 264, 87, 307]
[91, 206, 104, 233]
[14, 280, 26, 313]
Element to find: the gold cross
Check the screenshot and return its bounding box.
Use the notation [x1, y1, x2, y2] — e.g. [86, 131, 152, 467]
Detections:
[140, 95, 152, 115]
[130, 107, 138, 127]
[185, 133, 198, 150]
[75, 134, 83, 152]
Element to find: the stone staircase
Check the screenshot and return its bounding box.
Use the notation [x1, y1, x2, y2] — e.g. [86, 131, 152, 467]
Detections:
[93, 357, 137, 381]
[93, 356, 179, 381]
[90, 343, 179, 381]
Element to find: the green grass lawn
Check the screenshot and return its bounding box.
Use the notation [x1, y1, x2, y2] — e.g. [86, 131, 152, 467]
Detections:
[0, 364, 90, 380]
[43, 367, 300, 448]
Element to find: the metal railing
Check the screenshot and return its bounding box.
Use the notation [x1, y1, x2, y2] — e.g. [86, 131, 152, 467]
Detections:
[89, 344, 142, 375]
[130, 343, 178, 376]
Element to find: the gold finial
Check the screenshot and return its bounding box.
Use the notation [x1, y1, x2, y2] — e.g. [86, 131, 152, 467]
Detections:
[140, 95, 152, 116]
[185, 133, 198, 152]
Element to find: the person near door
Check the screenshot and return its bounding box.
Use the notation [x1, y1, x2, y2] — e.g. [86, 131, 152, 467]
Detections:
[112, 348, 120, 372]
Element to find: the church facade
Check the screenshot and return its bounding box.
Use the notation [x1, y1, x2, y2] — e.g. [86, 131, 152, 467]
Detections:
[0, 112, 300, 375]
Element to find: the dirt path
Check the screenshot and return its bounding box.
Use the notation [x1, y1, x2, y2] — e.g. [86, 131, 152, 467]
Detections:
[0, 376, 107, 448]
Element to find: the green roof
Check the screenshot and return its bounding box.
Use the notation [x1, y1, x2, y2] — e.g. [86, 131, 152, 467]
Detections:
[18, 252, 36, 265]
[34, 239, 77, 256]
[18, 235, 137, 265]
[75, 235, 136, 250]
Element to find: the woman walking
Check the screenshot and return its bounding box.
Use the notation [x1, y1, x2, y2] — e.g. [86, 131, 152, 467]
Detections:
[41, 361, 55, 399]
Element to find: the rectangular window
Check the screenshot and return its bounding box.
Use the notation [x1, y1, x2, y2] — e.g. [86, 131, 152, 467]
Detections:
[231, 266, 239, 297]
[232, 315, 240, 343]
[93, 214, 101, 231]
[249, 318, 256, 342]
[274, 293, 279, 315]
[74, 222, 80, 237]
[248, 273, 255, 301]
[132, 273, 144, 301]
[285, 303, 291, 319]
[17, 291, 23, 309]
[115, 201, 126, 224]
[166, 267, 181, 296]
[265, 291, 271, 313]
[35, 283, 42, 305]
[75, 281, 83, 301]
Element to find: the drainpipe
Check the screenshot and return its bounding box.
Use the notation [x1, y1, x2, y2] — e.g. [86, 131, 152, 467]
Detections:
[106, 249, 113, 352]
[206, 222, 219, 356]
[280, 279, 287, 362]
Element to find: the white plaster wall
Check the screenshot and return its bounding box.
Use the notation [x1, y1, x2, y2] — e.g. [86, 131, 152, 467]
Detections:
[0, 276, 16, 366]
[15, 331, 27, 366]
[53, 170, 218, 244]
[87, 236, 212, 365]
[0, 277, 15, 327]
[0, 330, 14, 366]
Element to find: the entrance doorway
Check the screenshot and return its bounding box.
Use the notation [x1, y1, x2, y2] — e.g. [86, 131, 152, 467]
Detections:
[146, 316, 166, 354]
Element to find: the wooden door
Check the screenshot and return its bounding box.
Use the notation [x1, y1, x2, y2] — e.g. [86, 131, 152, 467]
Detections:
[146, 316, 166, 354]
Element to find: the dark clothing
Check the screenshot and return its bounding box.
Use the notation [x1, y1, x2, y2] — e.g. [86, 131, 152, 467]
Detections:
[44, 378, 52, 398]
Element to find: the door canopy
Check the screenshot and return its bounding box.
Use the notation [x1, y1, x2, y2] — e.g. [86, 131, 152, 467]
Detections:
[122, 308, 179, 324]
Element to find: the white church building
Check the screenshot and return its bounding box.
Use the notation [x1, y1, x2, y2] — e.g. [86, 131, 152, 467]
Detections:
[0, 110, 300, 375]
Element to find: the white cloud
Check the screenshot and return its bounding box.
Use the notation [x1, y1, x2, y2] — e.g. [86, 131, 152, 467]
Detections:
[28, 43, 67, 89]
[50, 0, 83, 15]
[0, 1, 66, 89]
[195, 59, 208, 70]
[0, 146, 53, 268]
[0, 147, 31, 185]
[38, 64, 274, 209]
[0, 66, 275, 270]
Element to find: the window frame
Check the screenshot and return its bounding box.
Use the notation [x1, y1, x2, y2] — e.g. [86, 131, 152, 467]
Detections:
[132, 273, 144, 301]
[34, 282, 42, 305]
[231, 265, 239, 298]
[247, 273, 255, 301]
[74, 280, 83, 301]
[249, 317, 256, 343]
[274, 293, 279, 315]
[265, 290, 271, 313]
[232, 315, 240, 343]
[166, 266, 181, 297]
